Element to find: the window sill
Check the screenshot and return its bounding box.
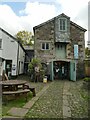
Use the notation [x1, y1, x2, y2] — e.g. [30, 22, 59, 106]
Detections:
[41, 49, 50, 51]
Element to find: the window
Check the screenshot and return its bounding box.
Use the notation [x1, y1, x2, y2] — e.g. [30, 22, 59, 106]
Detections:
[41, 43, 50, 50]
[42, 43, 45, 49]
[60, 19, 67, 31]
[46, 43, 49, 49]
[0, 39, 2, 49]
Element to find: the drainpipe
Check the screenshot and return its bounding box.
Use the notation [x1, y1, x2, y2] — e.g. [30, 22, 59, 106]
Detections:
[17, 42, 19, 76]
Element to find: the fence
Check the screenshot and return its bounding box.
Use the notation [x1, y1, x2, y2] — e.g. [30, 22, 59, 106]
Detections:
[85, 59, 90, 77]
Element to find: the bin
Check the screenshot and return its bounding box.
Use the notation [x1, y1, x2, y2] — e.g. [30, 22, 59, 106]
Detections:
[43, 76, 47, 83]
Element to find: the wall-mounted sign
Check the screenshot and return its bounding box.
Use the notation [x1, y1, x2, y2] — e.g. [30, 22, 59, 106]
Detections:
[74, 45, 78, 59]
[12, 64, 16, 75]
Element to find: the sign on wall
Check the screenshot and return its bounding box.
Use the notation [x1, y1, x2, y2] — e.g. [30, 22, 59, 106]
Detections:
[12, 64, 16, 75]
[74, 44, 78, 59]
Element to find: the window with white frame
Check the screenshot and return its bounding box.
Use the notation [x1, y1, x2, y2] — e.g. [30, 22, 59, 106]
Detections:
[0, 39, 2, 49]
[60, 18, 67, 31]
[41, 43, 50, 50]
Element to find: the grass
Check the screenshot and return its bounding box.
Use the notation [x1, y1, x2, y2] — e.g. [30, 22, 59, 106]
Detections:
[83, 77, 90, 82]
[80, 88, 90, 101]
[2, 92, 33, 116]
[2, 75, 46, 117]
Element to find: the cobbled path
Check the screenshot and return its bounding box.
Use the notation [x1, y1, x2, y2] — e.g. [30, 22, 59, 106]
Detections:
[25, 80, 64, 118]
[67, 80, 88, 118]
[25, 80, 89, 118]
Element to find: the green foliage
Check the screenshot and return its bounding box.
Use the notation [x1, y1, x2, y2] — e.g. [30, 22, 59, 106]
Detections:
[2, 92, 33, 116]
[15, 30, 34, 45]
[28, 58, 42, 73]
[85, 47, 90, 57]
[83, 77, 90, 82]
[85, 60, 90, 67]
[28, 58, 45, 81]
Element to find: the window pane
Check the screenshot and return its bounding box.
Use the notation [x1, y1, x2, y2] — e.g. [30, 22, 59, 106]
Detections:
[60, 19, 66, 30]
[42, 43, 45, 49]
[60, 19, 62, 30]
[46, 43, 49, 49]
[63, 20, 65, 30]
[60, 25, 62, 30]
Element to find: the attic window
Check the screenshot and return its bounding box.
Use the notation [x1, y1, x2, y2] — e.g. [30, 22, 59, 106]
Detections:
[60, 18, 67, 31]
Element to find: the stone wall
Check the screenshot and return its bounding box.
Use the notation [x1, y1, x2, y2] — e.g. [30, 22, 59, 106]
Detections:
[70, 24, 85, 79]
[76, 60, 85, 79]
[70, 24, 85, 60]
[34, 20, 55, 63]
[34, 15, 86, 80]
[55, 16, 70, 43]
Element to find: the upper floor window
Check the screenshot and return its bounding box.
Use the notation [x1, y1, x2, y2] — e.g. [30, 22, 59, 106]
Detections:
[60, 18, 67, 31]
[0, 39, 2, 49]
[41, 43, 50, 50]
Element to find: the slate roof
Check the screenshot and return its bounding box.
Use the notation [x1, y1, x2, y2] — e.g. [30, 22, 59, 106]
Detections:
[33, 13, 87, 32]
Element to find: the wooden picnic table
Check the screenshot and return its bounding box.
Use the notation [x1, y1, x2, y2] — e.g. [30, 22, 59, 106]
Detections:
[0, 80, 27, 91]
[0, 80, 30, 101]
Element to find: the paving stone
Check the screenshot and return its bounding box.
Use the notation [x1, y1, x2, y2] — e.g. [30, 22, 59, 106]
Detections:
[63, 106, 71, 117]
[23, 100, 35, 109]
[7, 107, 29, 117]
[63, 99, 69, 106]
[63, 95, 67, 100]
[23, 83, 50, 109]
[2, 116, 22, 118]
[63, 81, 71, 118]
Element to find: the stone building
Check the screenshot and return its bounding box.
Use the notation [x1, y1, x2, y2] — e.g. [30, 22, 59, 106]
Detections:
[24, 45, 34, 74]
[33, 13, 87, 81]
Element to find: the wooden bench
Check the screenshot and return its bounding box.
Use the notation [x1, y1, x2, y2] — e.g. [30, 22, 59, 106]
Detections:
[2, 89, 30, 101]
[23, 84, 36, 97]
[2, 70, 9, 81]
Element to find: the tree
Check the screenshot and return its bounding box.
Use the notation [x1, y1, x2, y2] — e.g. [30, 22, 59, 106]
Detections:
[85, 47, 90, 57]
[15, 30, 34, 45]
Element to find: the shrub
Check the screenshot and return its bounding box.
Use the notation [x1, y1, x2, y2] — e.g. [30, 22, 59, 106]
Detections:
[28, 58, 45, 81]
[83, 77, 90, 82]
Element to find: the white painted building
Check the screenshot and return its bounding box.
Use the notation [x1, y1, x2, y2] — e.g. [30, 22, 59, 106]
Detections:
[0, 27, 25, 78]
[88, 2, 90, 49]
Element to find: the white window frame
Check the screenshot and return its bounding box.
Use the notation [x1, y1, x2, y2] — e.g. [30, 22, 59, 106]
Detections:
[41, 43, 50, 50]
[59, 18, 67, 31]
[0, 39, 2, 49]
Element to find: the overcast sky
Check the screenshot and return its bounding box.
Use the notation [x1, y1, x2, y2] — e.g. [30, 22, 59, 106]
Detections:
[0, 0, 89, 46]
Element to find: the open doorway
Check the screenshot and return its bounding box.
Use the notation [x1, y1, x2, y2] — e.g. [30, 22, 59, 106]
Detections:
[53, 61, 70, 80]
[6, 60, 12, 78]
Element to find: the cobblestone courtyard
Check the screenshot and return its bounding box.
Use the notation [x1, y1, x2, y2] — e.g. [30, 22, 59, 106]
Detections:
[25, 80, 89, 118]
[2, 77, 89, 119]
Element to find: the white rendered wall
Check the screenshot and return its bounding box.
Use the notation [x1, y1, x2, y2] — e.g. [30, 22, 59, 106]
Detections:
[18, 45, 25, 74]
[0, 29, 2, 58]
